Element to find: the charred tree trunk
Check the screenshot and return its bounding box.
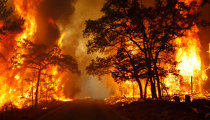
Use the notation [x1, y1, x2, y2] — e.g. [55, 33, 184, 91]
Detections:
[35, 69, 41, 109]
[154, 64, 162, 99]
[156, 76, 162, 99]
[148, 69, 157, 99]
[151, 83, 157, 98]
[121, 47, 144, 99]
[150, 76, 157, 99]
[144, 78, 149, 99]
[136, 78, 143, 99]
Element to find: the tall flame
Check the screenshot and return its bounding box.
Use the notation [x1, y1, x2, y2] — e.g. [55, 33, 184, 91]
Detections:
[108, 0, 208, 102]
[0, 0, 71, 110]
[58, 32, 66, 48]
[164, 0, 208, 97]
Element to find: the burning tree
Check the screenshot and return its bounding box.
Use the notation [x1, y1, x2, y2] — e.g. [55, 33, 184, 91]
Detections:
[11, 40, 79, 108]
[84, 0, 207, 99]
[0, 0, 11, 34]
[0, 0, 81, 109]
[0, 0, 23, 35]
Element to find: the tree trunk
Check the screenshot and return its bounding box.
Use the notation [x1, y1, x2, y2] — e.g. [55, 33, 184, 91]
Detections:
[144, 79, 149, 99]
[136, 78, 143, 99]
[154, 63, 162, 99]
[148, 69, 157, 99]
[35, 69, 41, 109]
[156, 75, 162, 99]
[150, 77, 157, 99]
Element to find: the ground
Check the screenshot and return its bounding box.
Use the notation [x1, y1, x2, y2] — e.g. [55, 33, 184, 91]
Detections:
[38, 100, 126, 120]
[111, 99, 210, 120]
[0, 99, 209, 120]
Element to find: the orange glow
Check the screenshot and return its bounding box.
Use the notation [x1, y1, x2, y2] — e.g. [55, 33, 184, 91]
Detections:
[58, 32, 66, 48]
[106, 0, 208, 103]
[208, 43, 210, 59]
[0, 0, 72, 110]
[0, 21, 4, 28]
[48, 18, 57, 29]
[163, 0, 207, 98]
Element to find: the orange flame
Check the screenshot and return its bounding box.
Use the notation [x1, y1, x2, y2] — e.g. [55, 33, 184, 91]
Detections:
[163, 0, 208, 98]
[108, 0, 208, 102]
[0, 0, 71, 110]
[58, 32, 66, 48]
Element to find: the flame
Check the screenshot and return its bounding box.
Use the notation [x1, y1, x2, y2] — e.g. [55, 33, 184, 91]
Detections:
[58, 32, 66, 48]
[0, 0, 71, 110]
[106, 0, 209, 103]
[163, 0, 208, 98]
[14, 0, 38, 43]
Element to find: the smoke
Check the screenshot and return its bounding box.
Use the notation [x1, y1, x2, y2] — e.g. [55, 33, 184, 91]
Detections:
[31, 0, 116, 99]
[57, 0, 117, 99]
[199, 3, 210, 91]
[7, 0, 116, 99]
[31, 0, 109, 99]
[34, 0, 210, 98]
[34, 0, 76, 47]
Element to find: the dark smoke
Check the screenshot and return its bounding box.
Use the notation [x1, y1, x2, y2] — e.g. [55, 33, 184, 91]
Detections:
[39, 0, 76, 26]
[199, 3, 210, 91]
[9, 0, 113, 99]
[36, 0, 80, 98]
[32, 0, 113, 99]
[35, 0, 77, 47]
[59, 0, 115, 99]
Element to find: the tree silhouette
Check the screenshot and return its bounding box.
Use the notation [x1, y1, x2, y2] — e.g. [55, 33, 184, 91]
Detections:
[84, 0, 205, 99]
[0, 0, 23, 35]
[11, 40, 79, 108]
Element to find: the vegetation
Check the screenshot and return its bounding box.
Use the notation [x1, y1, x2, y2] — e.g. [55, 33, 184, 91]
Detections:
[11, 40, 79, 108]
[0, 0, 23, 35]
[84, 0, 206, 99]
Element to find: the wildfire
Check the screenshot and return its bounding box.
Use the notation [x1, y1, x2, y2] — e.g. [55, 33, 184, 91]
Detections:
[14, 0, 38, 43]
[0, 0, 72, 110]
[58, 32, 66, 48]
[163, 0, 207, 98]
[108, 0, 208, 102]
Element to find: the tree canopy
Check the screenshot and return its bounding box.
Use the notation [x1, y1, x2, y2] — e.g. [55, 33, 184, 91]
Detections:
[11, 39, 79, 108]
[84, 0, 207, 99]
[0, 0, 23, 35]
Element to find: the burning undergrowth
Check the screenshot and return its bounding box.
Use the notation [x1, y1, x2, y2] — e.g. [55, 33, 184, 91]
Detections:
[0, 0, 80, 110]
[0, 0, 209, 111]
[85, 0, 210, 105]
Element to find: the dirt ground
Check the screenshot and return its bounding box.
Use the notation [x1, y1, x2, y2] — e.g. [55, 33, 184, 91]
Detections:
[111, 99, 210, 120]
[0, 101, 67, 120]
[0, 99, 209, 120]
